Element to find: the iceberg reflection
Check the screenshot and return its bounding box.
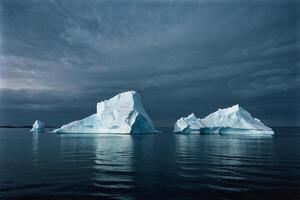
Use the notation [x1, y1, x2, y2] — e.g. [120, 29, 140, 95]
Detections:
[58, 133, 136, 197]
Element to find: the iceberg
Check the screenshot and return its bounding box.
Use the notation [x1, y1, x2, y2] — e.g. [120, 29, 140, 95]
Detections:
[174, 105, 274, 135]
[54, 91, 158, 134]
[174, 113, 205, 133]
[201, 104, 274, 134]
[30, 120, 45, 132]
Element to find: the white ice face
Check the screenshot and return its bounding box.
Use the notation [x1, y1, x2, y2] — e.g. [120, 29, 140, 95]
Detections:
[200, 105, 273, 131]
[54, 91, 158, 134]
[174, 105, 274, 135]
[174, 113, 204, 133]
[31, 120, 45, 132]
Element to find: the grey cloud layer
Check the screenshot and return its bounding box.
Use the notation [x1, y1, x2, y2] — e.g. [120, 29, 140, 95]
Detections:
[0, 0, 299, 126]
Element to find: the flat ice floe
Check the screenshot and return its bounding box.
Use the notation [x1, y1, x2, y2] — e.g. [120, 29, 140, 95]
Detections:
[54, 91, 158, 134]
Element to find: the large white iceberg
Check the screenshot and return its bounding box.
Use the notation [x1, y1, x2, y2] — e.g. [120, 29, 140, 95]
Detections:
[174, 113, 205, 133]
[54, 91, 158, 134]
[31, 120, 45, 132]
[174, 105, 274, 135]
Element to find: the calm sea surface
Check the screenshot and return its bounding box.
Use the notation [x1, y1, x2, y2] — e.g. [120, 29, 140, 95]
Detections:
[0, 127, 300, 200]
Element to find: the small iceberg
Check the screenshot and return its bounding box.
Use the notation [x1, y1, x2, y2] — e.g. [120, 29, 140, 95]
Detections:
[54, 91, 158, 134]
[174, 113, 204, 134]
[174, 105, 274, 135]
[30, 120, 45, 132]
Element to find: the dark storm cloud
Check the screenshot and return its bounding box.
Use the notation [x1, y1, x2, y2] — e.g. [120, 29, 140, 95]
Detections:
[0, 0, 299, 126]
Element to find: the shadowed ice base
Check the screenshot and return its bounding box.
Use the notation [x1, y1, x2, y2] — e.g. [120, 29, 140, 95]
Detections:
[191, 127, 275, 135]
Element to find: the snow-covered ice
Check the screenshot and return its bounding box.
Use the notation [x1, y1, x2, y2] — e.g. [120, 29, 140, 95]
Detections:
[174, 105, 274, 135]
[54, 91, 158, 134]
[31, 120, 45, 132]
[174, 113, 205, 133]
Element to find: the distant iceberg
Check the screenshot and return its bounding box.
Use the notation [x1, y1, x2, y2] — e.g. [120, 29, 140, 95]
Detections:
[174, 105, 274, 135]
[54, 91, 158, 134]
[31, 120, 45, 132]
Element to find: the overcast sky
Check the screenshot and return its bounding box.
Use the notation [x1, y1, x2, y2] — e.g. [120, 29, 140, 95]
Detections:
[0, 0, 299, 127]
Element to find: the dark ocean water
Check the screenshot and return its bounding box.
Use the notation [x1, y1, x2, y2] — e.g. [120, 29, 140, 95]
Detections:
[0, 127, 300, 200]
